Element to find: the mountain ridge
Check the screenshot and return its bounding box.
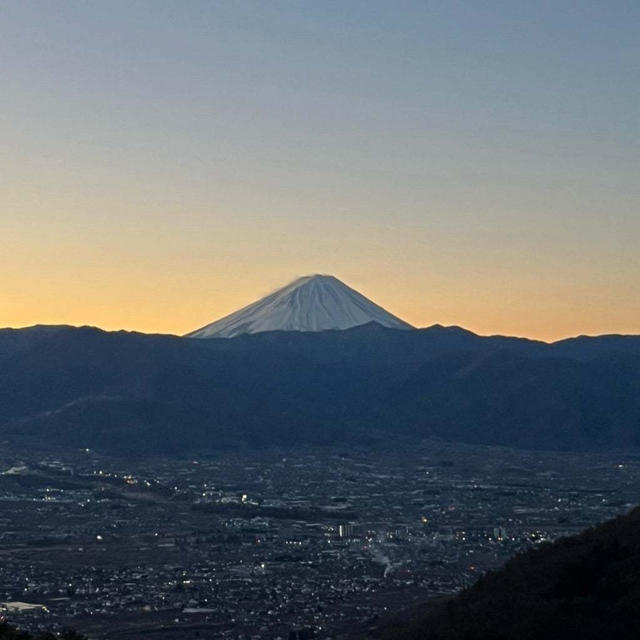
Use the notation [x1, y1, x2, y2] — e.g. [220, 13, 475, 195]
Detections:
[1, 323, 640, 454]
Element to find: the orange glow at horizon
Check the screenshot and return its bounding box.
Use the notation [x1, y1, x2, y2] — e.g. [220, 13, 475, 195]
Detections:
[4, 262, 639, 343]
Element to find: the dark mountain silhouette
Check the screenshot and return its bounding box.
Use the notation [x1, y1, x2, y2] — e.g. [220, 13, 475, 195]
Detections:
[380, 507, 640, 640]
[0, 325, 71, 364]
[1, 324, 639, 453]
[384, 349, 640, 450]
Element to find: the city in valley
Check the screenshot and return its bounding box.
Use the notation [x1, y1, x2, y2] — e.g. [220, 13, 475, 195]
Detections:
[1, 441, 638, 639]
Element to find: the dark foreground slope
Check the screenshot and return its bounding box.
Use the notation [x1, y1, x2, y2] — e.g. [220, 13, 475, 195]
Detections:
[0, 623, 84, 640]
[1, 324, 639, 453]
[382, 508, 640, 640]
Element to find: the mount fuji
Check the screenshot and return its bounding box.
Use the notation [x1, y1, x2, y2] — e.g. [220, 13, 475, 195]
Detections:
[185, 274, 414, 338]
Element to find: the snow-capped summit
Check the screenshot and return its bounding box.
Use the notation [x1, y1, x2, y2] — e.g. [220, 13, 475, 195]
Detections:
[186, 274, 414, 338]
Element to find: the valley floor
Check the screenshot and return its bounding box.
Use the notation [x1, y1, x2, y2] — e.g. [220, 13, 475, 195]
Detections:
[1, 441, 638, 639]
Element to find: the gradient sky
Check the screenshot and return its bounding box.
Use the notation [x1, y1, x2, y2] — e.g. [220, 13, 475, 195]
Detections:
[2, 1, 638, 341]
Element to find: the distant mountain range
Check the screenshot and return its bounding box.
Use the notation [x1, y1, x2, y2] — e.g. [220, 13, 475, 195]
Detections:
[380, 507, 640, 640]
[1, 321, 639, 454]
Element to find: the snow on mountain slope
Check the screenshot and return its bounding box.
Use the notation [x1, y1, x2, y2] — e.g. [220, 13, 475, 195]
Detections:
[186, 274, 414, 338]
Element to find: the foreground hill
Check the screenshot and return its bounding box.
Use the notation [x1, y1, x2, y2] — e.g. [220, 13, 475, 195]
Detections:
[382, 507, 640, 640]
[0, 324, 639, 453]
[0, 623, 84, 640]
